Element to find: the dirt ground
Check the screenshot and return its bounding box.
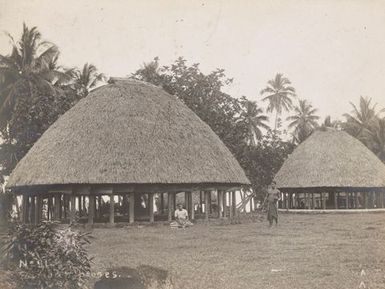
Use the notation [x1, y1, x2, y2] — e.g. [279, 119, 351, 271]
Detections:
[88, 213, 385, 289]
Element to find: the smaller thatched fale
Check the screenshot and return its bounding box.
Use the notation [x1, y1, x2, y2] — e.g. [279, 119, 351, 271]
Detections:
[275, 129, 385, 190]
[275, 129, 385, 210]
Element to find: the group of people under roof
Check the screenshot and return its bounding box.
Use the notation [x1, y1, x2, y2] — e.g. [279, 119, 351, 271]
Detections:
[171, 181, 281, 229]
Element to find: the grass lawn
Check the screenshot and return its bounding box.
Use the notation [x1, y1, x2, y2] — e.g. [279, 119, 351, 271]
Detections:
[88, 213, 385, 289]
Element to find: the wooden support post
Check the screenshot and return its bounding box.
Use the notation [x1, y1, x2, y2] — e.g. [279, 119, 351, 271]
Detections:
[149, 193, 154, 223]
[160, 193, 164, 214]
[286, 193, 290, 209]
[190, 192, 195, 220]
[200, 191, 203, 213]
[88, 195, 95, 225]
[232, 191, 237, 218]
[109, 195, 115, 224]
[184, 192, 189, 212]
[373, 192, 377, 208]
[34, 196, 39, 224]
[229, 191, 233, 219]
[311, 193, 315, 209]
[47, 197, 52, 220]
[204, 191, 209, 221]
[83, 196, 87, 214]
[78, 196, 82, 217]
[173, 193, 176, 212]
[21, 195, 26, 223]
[63, 195, 68, 219]
[25, 196, 31, 223]
[129, 193, 135, 224]
[167, 193, 173, 221]
[96, 196, 100, 219]
[208, 191, 212, 214]
[364, 193, 368, 209]
[346, 193, 349, 209]
[381, 191, 384, 208]
[70, 195, 76, 224]
[249, 194, 253, 212]
[122, 194, 127, 216]
[36, 195, 43, 223]
[218, 191, 223, 218]
[54, 195, 60, 220]
[30, 196, 35, 224]
[334, 192, 338, 209]
[223, 191, 228, 218]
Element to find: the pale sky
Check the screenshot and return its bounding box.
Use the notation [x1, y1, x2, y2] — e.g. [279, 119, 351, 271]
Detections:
[1, 0, 385, 123]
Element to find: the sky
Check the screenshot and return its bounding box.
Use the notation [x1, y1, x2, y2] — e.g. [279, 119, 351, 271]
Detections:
[1, 0, 385, 123]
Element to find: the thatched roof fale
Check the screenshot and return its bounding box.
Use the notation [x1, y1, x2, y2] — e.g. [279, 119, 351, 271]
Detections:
[274, 129, 385, 191]
[7, 79, 249, 193]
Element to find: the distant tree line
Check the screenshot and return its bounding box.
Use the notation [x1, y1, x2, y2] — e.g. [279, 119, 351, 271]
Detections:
[1, 24, 385, 199]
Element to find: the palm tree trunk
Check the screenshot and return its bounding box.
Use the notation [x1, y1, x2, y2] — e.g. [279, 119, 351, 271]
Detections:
[274, 111, 279, 132]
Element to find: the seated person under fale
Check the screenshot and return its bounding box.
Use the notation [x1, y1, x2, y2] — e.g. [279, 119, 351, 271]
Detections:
[170, 204, 193, 228]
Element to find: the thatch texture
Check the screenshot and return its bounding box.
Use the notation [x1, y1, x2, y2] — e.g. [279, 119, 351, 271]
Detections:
[7, 79, 249, 191]
[274, 129, 385, 190]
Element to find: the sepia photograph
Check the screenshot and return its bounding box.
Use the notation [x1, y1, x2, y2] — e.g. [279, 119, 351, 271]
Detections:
[0, 1, 385, 288]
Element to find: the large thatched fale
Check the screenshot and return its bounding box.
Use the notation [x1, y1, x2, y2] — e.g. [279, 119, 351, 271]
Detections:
[8, 78, 249, 224]
[8, 79, 249, 191]
[275, 128, 385, 210]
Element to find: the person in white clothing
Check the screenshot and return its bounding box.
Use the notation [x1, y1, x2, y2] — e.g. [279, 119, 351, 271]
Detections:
[174, 204, 189, 228]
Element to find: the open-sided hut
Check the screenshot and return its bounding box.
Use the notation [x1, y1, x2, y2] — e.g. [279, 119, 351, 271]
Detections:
[7, 79, 250, 224]
[274, 128, 385, 210]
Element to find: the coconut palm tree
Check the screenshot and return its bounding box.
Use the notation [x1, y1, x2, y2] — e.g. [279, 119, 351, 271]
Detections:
[364, 117, 385, 162]
[343, 96, 384, 140]
[287, 99, 320, 143]
[321, 115, 339, 129]
[0, 23, 65, 129]
[133, 57, 163, 85]
[239, 96, 269, 146]
[72, 63, 105, 97]
[260, 73, 296, 131]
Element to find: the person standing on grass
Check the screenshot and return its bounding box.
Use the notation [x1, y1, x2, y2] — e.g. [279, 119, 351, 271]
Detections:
[175, 204, 189, 228]
[263, 181, 281, 226]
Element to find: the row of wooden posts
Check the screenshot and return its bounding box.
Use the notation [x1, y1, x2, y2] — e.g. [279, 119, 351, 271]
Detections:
[20, 190, 240, 224]
[280, 191, 385, 209]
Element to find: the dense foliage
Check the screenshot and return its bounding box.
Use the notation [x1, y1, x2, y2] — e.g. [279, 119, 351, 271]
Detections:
[0, 24, 104, 180]
[2, 222, 92, 289]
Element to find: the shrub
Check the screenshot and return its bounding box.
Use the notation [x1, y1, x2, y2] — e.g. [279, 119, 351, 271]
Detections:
[2, 221, 92, 289]
[0, 191, 14, 226]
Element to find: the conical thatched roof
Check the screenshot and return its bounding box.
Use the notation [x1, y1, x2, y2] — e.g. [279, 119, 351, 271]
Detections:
[274, 129, 385, 190]
[7, 79, 249, 192]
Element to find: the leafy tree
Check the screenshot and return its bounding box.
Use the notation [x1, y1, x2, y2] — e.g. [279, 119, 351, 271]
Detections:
[260, 73, 296, 131]
[240, 130, 295, 198]
[287, 99, 320, 144]
[133, 57, 247, 157]
[239, 96, 269, 146]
